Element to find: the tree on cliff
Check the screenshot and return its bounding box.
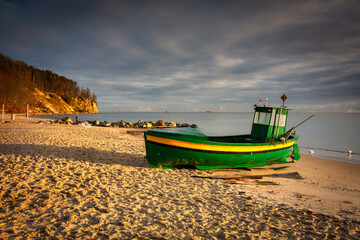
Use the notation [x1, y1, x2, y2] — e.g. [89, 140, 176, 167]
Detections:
[92, 92, 97, 104]
[0, 52, 97, 113]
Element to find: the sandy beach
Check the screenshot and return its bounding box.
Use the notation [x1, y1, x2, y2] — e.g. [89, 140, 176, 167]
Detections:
[1, 117, 359, 239]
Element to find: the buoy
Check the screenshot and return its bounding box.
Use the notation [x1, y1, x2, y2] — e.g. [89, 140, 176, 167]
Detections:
[309, 150, 314, 154]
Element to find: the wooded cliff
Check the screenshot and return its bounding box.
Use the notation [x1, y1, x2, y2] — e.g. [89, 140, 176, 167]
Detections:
[0, 53, 98, 114]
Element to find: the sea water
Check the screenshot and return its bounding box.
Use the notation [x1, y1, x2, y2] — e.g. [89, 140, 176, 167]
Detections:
[36, 112, 360, 163]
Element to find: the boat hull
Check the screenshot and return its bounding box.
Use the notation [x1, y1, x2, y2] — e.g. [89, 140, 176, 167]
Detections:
[144, 129, 299, 169]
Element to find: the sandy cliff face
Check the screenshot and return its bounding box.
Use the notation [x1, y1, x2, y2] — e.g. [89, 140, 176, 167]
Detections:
[31, 88, 98, 114]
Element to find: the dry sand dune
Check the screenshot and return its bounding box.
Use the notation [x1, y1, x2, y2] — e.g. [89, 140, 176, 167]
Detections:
[0, 119, 359, 239]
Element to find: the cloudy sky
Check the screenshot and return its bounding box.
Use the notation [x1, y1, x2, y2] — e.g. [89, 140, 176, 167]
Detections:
[1, 0, 359, 112]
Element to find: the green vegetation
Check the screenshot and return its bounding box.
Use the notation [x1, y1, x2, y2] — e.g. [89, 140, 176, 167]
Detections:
[0, 52, 97, 113]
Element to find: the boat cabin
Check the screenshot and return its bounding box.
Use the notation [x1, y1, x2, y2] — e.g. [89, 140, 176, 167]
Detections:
[250, 106, 289, 141]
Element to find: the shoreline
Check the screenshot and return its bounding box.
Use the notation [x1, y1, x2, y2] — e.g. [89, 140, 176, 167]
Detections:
[4, 113, 359, 164]
[300, 147, 360, 165]
[1, 120, 359, 238]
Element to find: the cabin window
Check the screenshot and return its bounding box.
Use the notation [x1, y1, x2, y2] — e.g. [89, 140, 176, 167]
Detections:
[253, 112, 271, 125]
[274, 114, 287, 127]
[270, 109, 275, 124]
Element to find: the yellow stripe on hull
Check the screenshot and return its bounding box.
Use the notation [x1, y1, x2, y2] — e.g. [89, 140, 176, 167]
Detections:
[146, 135, 295, 153]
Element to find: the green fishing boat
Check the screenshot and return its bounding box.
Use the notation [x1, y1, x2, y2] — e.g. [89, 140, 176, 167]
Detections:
[144, 96, 302, 169]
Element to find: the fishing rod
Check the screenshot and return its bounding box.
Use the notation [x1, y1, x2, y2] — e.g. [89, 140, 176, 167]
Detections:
[282, 115, 314, 140]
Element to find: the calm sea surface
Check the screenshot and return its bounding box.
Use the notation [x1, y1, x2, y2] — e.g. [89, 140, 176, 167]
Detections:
[36, 112, 360, 163]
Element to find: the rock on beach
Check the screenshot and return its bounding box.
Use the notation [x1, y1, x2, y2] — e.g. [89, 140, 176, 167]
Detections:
[53, 117, 197, 129]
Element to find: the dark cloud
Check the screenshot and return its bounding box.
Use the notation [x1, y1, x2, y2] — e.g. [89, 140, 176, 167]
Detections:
[1, 0, 359, 112]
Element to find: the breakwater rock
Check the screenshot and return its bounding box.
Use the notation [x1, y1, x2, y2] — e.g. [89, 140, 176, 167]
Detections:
[51, 117, 198, 129]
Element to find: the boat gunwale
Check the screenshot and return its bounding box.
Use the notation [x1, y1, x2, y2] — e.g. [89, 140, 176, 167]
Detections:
[144, 130, 298, 146]
[144, 133, 298, 154]
[146, 138, 294, 155]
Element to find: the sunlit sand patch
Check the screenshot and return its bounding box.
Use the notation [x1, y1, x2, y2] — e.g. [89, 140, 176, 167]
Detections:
[0, 120, 359, 238]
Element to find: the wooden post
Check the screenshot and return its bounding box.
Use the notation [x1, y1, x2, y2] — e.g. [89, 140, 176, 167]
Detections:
[26, 104, 29, 119]
[1, 104, 4, 120]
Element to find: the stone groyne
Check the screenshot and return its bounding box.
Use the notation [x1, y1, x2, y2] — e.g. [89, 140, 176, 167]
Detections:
[49, 117, 198, 129]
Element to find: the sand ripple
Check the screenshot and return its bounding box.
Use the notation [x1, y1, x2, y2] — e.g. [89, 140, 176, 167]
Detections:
[0, 122, 359, 239]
